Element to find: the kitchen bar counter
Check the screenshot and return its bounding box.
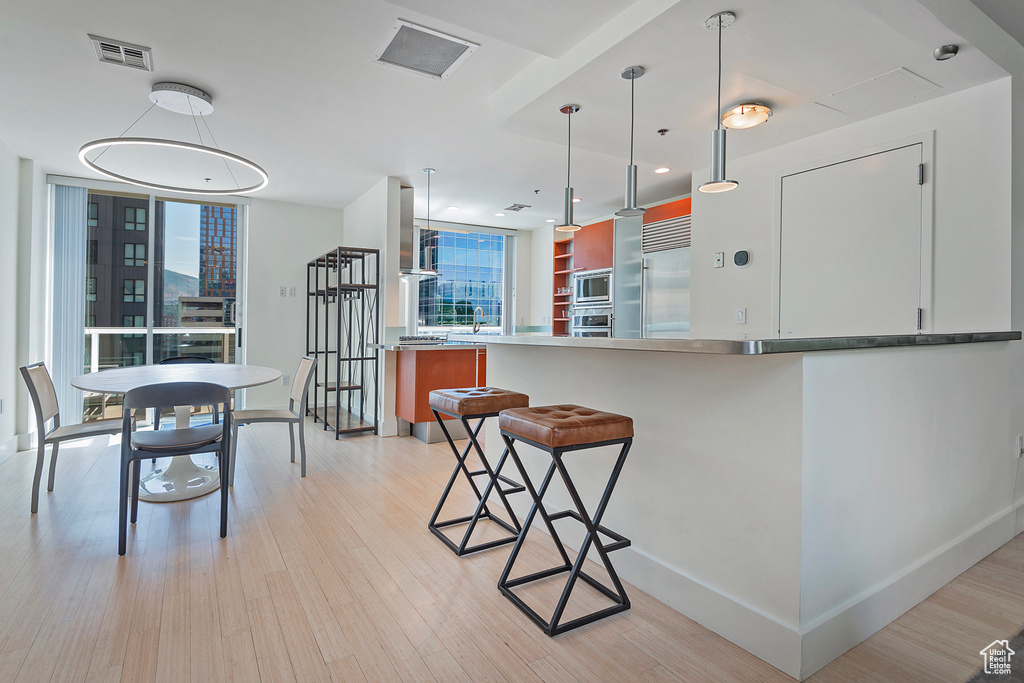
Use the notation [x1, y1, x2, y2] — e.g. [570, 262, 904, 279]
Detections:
[450, 330, 1020, 354]
[471, 329, 1022, 678]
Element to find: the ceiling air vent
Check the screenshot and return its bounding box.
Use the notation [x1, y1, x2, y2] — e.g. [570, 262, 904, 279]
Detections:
[504, 203, 531, 212]
[89, 34, 154, 71]
[374, 20, 478, 80]
[642, 215, 691, 253]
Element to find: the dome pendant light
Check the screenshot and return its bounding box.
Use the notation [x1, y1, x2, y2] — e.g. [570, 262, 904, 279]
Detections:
[615, 66, 647, 218]
[698, 11, 739, 194]
[555, 104, 582, 232]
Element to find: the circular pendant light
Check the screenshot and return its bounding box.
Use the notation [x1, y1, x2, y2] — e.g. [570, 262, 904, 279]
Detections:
[79, 82, 268, 196]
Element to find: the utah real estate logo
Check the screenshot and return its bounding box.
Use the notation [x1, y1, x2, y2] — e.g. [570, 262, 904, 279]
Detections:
[980, 640, 1015, 675]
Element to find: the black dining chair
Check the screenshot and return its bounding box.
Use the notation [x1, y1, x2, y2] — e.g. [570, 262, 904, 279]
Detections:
[119, 381, 231, 555]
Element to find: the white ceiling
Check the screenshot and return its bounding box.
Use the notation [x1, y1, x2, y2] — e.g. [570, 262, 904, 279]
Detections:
[0, 0, 1012, 229]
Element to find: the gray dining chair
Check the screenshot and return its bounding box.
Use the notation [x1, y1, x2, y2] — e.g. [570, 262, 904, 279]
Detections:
[229, 356, 316, 484]
[120, 381, 231, 555]
[20, 362, 134, 513]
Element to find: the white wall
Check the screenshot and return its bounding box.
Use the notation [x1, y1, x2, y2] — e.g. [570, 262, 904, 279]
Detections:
[243, 197, 343, 409]
[691, 78, 1012, 339]
[512, 229, 532, 331]
[0, 139, 20, 455]
[529, 226, 554, 330]
[342, 177, 402, 436]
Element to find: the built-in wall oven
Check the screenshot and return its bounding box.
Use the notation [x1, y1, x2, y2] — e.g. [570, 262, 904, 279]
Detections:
[573, 268, 613, 306]
[571, 306, 612, 337]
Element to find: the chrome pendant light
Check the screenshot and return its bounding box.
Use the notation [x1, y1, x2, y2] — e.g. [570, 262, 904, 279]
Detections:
[616, 66, 647, 217]
[555, 104, 582, 232]
[698, 11, 739, 194]
[419, 168, 438, 275]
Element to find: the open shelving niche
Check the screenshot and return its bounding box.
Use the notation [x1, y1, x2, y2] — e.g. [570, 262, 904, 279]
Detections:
[306, 247, 380, 438]
[552, 235, 576, 336]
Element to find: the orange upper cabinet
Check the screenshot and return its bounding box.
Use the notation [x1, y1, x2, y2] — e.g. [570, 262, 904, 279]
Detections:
[574, 219, 614, 271]
[643, 197, 691, 224]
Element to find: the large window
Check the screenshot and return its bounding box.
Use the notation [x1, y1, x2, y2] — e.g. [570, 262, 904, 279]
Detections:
[416, 228, 508, 333]
[82, 193, 239, 421]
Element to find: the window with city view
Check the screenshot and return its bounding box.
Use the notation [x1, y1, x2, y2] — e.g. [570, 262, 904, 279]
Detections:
[83, 194, 238, 421]
[417, 228, 506, 333]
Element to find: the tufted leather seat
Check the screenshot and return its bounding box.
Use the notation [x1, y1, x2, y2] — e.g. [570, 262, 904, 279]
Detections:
[498, 405, 633, 449]
[429, 386, 529, 418]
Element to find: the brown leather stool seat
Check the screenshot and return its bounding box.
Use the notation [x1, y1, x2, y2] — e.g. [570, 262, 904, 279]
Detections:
[498, 405, 633, 449]
[427, 386, 529, 557]
[429, 386, 529, 418]
[496, 403, 633, 636]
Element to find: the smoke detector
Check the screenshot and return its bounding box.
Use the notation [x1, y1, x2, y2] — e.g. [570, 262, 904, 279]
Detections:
[374, 20, 479, 80]
[89, 34, 153, 71]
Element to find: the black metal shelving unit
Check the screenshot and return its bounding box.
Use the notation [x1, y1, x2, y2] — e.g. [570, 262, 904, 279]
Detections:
[306, 247, 380, 438]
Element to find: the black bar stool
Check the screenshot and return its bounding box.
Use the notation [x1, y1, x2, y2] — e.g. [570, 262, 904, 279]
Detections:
[428, 387, 529, 556]
[497, 404, 633, 636]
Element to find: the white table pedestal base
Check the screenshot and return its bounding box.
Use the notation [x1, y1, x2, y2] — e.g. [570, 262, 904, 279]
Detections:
[137, 405, 221, 503]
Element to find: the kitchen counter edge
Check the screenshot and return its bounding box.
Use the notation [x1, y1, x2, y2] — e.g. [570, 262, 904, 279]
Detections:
[447, 331, 1021, 355]
[370, 342, 488, 352]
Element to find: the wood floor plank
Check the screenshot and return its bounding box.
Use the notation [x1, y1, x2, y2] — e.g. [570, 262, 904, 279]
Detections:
[1, 419, 1022, 683]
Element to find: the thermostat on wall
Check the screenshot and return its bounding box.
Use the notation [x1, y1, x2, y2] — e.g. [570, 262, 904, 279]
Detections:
[734, 250, 750, 267]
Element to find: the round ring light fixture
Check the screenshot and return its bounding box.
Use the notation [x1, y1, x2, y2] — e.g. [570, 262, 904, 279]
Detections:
[79, 82, 268, 196]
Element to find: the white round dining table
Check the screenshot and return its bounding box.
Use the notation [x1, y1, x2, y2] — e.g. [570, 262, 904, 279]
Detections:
[72, 363, 282, 502]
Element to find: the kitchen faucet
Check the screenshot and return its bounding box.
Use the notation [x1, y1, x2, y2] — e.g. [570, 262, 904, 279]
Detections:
[472, 306, 484, 333]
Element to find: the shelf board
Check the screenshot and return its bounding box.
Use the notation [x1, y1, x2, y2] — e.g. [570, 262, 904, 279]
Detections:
[553, 268, 581, 275]
[554, 237, 574, 244]
[553, 292, 572, 297]
[317, 382, 360, 391]
[319, 408, 375, 434]
[553, 253, 574, 260]
[553, 318, 570, 322]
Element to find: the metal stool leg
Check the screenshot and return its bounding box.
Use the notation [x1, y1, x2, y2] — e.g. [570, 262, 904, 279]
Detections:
[428, 410, 525, 556]
[497, 434, 632, 636]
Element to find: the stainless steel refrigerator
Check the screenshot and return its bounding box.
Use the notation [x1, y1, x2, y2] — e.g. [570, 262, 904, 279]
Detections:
[641, 247, 690, 338]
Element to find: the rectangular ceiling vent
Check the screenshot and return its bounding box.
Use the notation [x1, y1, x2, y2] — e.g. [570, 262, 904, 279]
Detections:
[504, 203, 531, 212]
[642, 215, 691, 253]
[89, 34, 153, 71]
[374, 20, 479, 80]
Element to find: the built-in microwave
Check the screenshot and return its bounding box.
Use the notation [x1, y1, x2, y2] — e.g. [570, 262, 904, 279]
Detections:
[573, 268, 613, 305]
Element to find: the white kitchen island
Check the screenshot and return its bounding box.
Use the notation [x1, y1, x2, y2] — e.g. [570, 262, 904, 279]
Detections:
[452, 331, 1021, 680]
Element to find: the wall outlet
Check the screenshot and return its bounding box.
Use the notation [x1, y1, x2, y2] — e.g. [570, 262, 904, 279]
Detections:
[289, 286, 296, 297]
[714, 252, 725, 268]
[735, 307, 747, 324]
[282, 374, 290, 386]
[278, 286, 287, 297]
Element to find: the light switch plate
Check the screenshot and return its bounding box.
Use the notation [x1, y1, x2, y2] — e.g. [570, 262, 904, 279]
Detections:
[289, 287, 296, 297]
[714, 252, 725, 268]
[735, 307, 746, 324]
[278, 286, 287, 297]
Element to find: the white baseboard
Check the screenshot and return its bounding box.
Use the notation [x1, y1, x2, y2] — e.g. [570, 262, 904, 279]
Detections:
[0, 435, 18, 465]
[615, 547, 803, 678]
[797, 507, 1017, 679]
[612, 508, 1017, 681]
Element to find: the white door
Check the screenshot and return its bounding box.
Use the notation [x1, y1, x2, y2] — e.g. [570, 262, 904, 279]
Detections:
[779, 144, 924, 337]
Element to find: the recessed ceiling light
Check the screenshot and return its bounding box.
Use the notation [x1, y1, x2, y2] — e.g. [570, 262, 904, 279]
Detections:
[546, 219, 556, 223]
[572, 197, 582, 203]
[447, 205, 459, 211]
[654, 167, 671, 174]
[494, 212, 506, 217]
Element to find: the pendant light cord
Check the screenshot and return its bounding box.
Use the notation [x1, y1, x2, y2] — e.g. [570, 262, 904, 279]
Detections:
[566, 109, 572, 188]
[90, 101, 159, 164]
[426, 171, 430, 230]
[716, 14, 723, 131]
[629, 69, 635, 165]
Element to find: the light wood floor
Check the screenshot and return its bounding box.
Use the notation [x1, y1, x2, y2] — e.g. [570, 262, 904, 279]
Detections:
[0, 418, 1019, 683]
